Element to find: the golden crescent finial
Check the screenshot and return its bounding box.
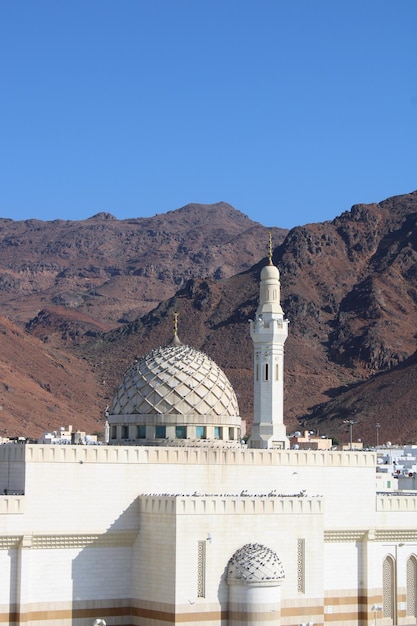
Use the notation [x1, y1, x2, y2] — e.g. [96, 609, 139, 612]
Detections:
[268, 232, 273, 264]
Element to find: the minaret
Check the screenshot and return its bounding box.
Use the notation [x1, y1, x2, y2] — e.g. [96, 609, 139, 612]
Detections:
[249, 235, 289, 449]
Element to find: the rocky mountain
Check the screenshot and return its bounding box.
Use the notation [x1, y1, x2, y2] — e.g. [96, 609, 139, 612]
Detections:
[0, 315, 103, 439]
[1, 193, 417, 445]
[0, 202, 287, 327]
[0, 202, 286, 437]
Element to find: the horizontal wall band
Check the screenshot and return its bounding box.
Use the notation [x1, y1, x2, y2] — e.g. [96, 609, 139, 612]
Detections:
[1, 527, 417, 552]
[8, 599, 402, 625]
[324, 528, 417, 542]
[0, 530, 137, 550]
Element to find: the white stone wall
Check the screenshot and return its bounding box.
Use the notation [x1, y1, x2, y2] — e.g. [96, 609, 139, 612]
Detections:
[0, 446, 378, 534]
[1, 445, 417, 625]
[133, 495, 324, 625]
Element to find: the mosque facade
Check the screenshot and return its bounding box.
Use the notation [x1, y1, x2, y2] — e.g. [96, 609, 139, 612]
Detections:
[0, 253, 417, 626]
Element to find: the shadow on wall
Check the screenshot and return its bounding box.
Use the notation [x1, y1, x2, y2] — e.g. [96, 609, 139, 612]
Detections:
[72, 498, 139, 625]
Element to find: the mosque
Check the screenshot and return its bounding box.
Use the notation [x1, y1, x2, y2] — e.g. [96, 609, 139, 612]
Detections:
[0, 250, 417, 626]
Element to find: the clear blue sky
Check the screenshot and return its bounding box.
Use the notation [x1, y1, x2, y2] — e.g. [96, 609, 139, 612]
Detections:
[1, 1, 416, 229]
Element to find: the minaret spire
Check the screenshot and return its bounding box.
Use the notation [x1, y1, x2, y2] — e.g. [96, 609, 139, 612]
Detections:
[248, 236, 289, 449]
[268, 231, 273, 265]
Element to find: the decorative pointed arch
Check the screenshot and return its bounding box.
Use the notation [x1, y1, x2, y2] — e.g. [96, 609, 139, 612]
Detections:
[407, 554, 417, 617]
[383, 554, 395, 621]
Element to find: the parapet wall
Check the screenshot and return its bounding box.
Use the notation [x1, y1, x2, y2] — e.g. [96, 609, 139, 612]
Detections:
[12, 444, 376, 468]
[0, 496, 24, 515]
[138, 495, 323, 515]
[376, 494, 417, 511]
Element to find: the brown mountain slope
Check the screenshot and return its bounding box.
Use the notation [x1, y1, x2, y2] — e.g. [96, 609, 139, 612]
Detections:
[0, 202, 287, 326]
[77, 267, 348, 436]
[2, 191, 417, 444]
[301, 350, 417, 446]
[0, 316, 103, 438]
[77, 190, 417, 444]
[279, 191, 417, 374]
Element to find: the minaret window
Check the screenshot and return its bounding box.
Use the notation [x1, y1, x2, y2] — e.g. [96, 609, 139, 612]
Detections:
[276, 364, 279, 381]
[255, 364, 259, 381]
[122, 425, 129, 439]
[196, 426, 206, 438]
[264, 363, 269, 381]
[137, 425, 146, 439]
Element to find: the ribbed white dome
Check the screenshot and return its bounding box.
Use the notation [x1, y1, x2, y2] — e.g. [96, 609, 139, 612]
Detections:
[109, 343, 239, 418]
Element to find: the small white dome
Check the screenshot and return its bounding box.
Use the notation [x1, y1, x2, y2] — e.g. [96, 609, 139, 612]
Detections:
[260, 263, 279, 281]
[227, 543, 285, 584]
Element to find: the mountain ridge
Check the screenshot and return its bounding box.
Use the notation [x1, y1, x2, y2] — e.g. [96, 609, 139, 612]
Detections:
[1, 193, 417, 445]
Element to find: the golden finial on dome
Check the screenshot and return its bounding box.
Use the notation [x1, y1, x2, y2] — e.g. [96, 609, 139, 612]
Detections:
[171, 311, 182, 346]
[268, 232, 273, 264]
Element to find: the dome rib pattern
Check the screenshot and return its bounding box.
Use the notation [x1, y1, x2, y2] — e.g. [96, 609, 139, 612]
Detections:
[227, 543, 285, 583]
[109, 344, 239, 418]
